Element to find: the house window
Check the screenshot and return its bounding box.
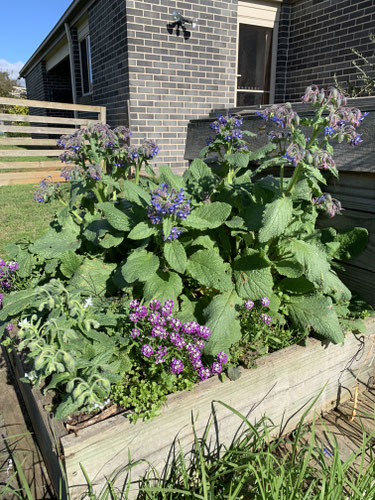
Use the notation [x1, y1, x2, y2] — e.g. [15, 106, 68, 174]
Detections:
[236, 1, 281, 106]
[80, 35, 92, 95]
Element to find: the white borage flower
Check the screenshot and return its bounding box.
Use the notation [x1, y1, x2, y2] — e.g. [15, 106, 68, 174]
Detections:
[6, 458, 13, 474]
[84, 296, 93, 309]
[18, 318, 31, 329]
[24, 372, 36, 381]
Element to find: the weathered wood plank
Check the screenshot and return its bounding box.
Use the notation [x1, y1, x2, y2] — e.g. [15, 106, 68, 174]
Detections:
[0, 350, 54, 499]
[0, 161, 62, 170]
[326, 172, 375, 213]
[0, 150, 60, 157]
[0, 125, 77, 135]
[0, 97, 103, 113]
[0, 170, 62, 186]
[0, 113, 98, 126]
[3, 347, 67, 497]
[317, 209, 375, 273]
[336, 264, 375, 308]
[61, 318, 375, 499]
[0, 138, 58, 146]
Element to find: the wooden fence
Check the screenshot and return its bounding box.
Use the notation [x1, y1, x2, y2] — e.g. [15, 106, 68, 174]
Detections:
[0, 97, 106, 186]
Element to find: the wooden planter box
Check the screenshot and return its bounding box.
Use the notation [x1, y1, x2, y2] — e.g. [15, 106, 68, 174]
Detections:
[7, 317, 375, 498]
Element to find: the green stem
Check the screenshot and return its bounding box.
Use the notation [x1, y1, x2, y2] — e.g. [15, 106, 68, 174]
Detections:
[135, 159, 142, 185]
[280, 164, 284, 193]
[285, 162, 304, 195]
[92, 186, 104, 203]
[71, 209, 83, 223]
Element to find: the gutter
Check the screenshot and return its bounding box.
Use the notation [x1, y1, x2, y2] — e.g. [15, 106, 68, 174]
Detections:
[20, 0, 95, 77]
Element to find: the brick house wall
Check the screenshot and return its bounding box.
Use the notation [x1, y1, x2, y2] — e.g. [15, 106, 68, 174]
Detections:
[88, 0, 130, 127]
[124, 0, 238, 169]
[280, 0, 375, 102]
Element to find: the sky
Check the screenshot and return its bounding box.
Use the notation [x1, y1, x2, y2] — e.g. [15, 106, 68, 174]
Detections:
[0, 0, 72, 81]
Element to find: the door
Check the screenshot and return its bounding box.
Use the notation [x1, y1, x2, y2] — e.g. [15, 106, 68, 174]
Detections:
[236, 1, 281, 106]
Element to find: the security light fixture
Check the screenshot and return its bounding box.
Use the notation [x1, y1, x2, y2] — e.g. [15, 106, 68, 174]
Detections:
[171, 11, 197, 29]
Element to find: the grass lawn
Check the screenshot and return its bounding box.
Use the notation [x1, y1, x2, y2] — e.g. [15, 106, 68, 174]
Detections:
[0, 184, 61, 258]
[0, 143, 57, 162]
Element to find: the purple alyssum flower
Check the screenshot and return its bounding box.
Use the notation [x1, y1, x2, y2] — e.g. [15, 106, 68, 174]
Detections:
[5, 323, 14, 332]
[170, 357, 184, 374]
[141, 344, 154, 358]
[217, 352, 228, 364]
[260, 313, 272, 326]
[260, 297, 270, 307]
[211, 362, 223, 374]
[130, 328, 141, 339]
[198, 366, 211, 381]
[244, 300, 254, 310]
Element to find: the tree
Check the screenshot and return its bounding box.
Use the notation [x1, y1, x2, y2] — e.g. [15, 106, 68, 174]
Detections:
[0, 71, 18, 98]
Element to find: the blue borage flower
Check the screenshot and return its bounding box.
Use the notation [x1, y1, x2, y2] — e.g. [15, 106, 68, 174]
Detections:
[147, 184, 192, 241]
[33, 176, 61, 203]
[209, 113, 244, 142]
[313, 193, 343, 218]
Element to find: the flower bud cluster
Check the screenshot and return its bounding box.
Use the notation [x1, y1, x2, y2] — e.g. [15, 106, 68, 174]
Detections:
[302, 85, 348, 107]
[147, 184, 192, 241]
[33, 176, 61, 203]
[129, 299, 228, 381]
[86, 164, 102, 181]
[256, 103, 300, 129]
[0, 259, 19, 290]
[207, 114, 249, 151]
[313, 193, 343, 218]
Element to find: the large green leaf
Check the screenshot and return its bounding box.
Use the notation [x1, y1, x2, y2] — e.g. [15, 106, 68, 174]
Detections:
[274, 259, 303, 278]
[336, 228, 368, 261]
[99, 233, 124, 249]
[233, 254, 274, 299]
[278, 277, 315, 295]
[123, 180, 151, 206]
[31, 225, 80, 258]
[16, 251, 34, 278]
[183, 158, 216, 183]
[226, 151, 250, 169]
[287, 295, 344, 344]
[98, 202, 131, 231]
[128, 222, 157, 240]
[143, 270, 183, 303]
[203, 290, 242, 356]
[247, 142, 276, 161]
[242, 203, 264, 231]
[278, 238, 330, 285]
[121, 250, 159, 283]
[70, 258, 116, 293]
[322, 271, 351, 302]
[83, 218, 112, 244]
[159, 164, 185, 190]
[186, 249, 233, 291]
[0, 288, 38, 320]
[259, 196, 293, 243]
[60, 251, 82, 278]
[183, 202, 232, 230]
[164, 239, 187, 274]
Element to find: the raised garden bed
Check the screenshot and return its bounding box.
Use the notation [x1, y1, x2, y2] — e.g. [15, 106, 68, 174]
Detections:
[6, 317, 375, 498]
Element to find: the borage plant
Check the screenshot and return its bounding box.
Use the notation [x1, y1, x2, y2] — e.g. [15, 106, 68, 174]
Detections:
[0, 84, 370, 422]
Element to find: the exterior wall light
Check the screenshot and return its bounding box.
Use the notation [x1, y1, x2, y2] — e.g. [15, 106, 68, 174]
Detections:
[171, 11, 197, 29]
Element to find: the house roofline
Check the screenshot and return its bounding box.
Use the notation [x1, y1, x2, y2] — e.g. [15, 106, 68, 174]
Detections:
[20, 0, 94, 77]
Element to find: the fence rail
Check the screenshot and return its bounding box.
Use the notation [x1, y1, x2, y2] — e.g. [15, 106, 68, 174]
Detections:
[0, 97, 106, 186]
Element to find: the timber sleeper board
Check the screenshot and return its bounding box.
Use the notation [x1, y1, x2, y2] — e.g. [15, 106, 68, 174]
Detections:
[7, 318, 375, 499]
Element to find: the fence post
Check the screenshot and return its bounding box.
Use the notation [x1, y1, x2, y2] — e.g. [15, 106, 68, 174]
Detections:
[99, 106, 106, 124]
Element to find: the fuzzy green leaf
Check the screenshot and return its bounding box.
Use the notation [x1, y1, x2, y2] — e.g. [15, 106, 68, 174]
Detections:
[183, 158, 216, 183]
[16, 251, 34, 278]
[143, 270, 183, 304]
[98, 202, 132, 231]
[99, 233, 124, 249]
[274, 259, 304, 278]
[203, 290, 242, 356]
[259, 196, 293, 243]
[123, 180, 151, 206]
[233, 254, 274, 300]
[322, 271, 351, 302]
[278, 238, 330, 285]
[128, 222, 157, 240]
[183, 202, 232, 230]
[121, 250, 159, 283]
[0, 289, 38, 320]
[186, 249, 233, 291]
[336, 227, 368, 261]
[247, 142, 276, 161]
[70, 258, 116, 293]
[288, 295, 344, 344]
[31, 224, 80, 258]
[164, 239, 187, 274]
[278, 277, 315, 295]
[159, 164, 185, 190]
[226, 151, 250, 169]
[60, 251, 82, 278]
